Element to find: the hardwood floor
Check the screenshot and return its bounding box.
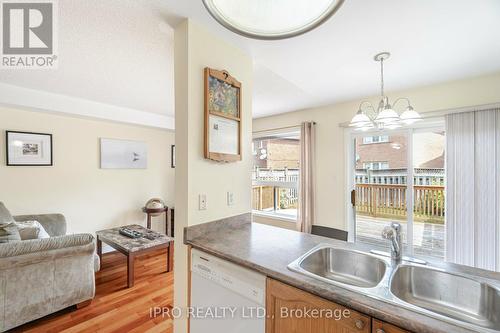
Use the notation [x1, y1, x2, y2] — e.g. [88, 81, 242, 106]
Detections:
[11, 248, 174, 333]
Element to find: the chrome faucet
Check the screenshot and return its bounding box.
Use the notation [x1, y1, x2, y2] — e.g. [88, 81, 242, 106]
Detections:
[382, 222, 402, 262]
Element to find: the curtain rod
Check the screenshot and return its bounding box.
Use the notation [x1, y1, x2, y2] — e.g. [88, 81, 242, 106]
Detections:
[253, 122, 316, 134]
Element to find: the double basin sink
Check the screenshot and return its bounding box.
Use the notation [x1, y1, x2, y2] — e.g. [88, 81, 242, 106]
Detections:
[288, 244, 500, 332]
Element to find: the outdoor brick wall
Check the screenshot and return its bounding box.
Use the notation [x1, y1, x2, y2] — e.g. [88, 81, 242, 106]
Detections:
[267, 139, 299, 169]
[356, 135, 408, 169]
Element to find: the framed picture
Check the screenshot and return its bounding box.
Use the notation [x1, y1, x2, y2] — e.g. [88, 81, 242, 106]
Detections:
[100, 138, 147, 169]
[171, 145, 175, 168]
[6, 131, 53, 166]
[204, 67, 242, 162]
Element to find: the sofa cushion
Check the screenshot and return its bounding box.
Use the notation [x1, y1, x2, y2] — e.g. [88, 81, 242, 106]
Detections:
[0, 223, 21, 243]
[15, 220, 50, 240]
[94, 253, 101, 272]
[0, 202, 15, 225]
[13, 214, 66, 237]
[0, 233, 94, 258]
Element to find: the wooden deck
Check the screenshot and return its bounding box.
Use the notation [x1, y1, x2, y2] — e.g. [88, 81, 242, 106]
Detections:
[11, 248, 174, 333]
[356, 214, 445, 258]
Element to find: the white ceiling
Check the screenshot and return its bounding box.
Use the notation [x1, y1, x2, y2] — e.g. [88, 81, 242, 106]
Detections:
[1, 0, 500, 127]
[164, 0, 500, 118]
[0, 0, 176, 126]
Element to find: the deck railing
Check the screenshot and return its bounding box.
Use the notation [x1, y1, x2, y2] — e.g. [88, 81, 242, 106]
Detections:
[355, 184, 445, 223]
[252, 168, 299, 211]
[251, 168, 445, 223]
[252, 185, 298, 211]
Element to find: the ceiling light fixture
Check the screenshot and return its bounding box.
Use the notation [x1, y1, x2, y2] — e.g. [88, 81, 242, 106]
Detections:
[202, 0, 345, 40]
[349, 52, 422, 131]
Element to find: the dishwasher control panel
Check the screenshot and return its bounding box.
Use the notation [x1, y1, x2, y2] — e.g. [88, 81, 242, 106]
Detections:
[191, 249, 266, 305]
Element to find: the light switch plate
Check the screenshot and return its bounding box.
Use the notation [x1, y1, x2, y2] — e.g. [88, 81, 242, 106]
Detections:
[199, 194, 207, 210]
[227, 191, 234, 206]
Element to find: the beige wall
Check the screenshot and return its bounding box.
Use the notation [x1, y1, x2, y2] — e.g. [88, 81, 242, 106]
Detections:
[252, 214, 296, 230]
[0, 107, 175, 235]
[253, 72, 500, 231]
[173, 19, 253, 333]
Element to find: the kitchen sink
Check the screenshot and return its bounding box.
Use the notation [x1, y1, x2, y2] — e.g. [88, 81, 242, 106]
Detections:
[390, 265, 500, 330]
[291, 246, 387, 288]
[289, 244, 500, 332]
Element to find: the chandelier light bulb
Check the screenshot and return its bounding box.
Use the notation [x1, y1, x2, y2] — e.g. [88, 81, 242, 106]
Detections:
[375, 108, 400, 124]
[349, 110, 371, 127]
[356, 124, 375, 131]
[400, 106, 422, 124]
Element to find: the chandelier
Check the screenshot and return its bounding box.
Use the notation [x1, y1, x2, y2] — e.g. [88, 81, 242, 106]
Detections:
[349, 52, 422, 131]
[202, 0, 345, 40]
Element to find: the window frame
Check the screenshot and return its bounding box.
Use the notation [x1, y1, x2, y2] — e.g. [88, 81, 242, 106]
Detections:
[362, 135, 389, 144]
[252, 128, 300, 221]
[362, 161, 389, 170]
[345, 122, 445, 260]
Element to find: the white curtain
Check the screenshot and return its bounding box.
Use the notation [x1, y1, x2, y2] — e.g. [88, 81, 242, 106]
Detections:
[445, 108, 500, 271]
[297, 122, 315, 233]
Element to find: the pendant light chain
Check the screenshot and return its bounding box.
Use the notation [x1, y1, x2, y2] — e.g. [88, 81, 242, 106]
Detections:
[349, 52, 422, 130]
[380, 58, 385, 98]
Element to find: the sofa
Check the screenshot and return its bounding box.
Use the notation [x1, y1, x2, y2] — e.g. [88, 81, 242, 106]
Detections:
[0, 202, 99, 332]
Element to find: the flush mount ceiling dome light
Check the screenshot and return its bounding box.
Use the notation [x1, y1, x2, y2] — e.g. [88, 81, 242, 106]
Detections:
[202, 0, 345, 40]
[349, 52, 422, 131]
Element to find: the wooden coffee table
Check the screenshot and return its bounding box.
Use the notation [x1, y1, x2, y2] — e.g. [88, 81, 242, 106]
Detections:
[96, 224, 174, 288]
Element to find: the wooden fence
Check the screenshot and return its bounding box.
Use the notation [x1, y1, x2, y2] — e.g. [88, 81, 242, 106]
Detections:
[355, 184, 445, 223]
[252, 186, 298, 211]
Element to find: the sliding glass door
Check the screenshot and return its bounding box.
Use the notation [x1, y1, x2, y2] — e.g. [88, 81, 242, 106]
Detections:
[411, 129, 445, 258]
[351, 127, 445, 259]
[353, 132, 409, 254]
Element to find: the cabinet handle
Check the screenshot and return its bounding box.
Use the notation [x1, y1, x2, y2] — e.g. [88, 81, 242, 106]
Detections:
[376, 329, 386, 333]
[355, 319, 365, 330]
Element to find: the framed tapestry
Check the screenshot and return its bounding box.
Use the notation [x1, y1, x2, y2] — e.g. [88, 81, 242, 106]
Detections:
[6, 131, 53, 166]
[204, 67, 242, 162]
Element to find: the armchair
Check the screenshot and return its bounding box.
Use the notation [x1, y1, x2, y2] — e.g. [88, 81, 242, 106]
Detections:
[0, 203, 98, 332]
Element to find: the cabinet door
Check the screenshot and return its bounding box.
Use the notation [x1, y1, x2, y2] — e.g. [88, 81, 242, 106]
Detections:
[266, 278, 370, 333]
[372, 319, 410, 333]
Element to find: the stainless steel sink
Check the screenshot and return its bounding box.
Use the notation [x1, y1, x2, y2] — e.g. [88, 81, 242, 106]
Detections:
[289, 244, 500, 332]
[391, 265, 500, 330]
[289, 246, 387, 288]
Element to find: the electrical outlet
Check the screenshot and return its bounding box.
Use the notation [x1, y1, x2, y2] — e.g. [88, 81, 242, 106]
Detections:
[227, 191, 234, 206]
[199, 194, 207, 210]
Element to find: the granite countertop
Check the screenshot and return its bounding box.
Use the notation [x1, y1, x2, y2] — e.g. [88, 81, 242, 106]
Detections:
[184, 213, 500, 333]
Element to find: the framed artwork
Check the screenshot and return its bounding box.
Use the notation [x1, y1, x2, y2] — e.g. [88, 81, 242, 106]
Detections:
[6, 131, 53, 166]
[204, 67, 242, 162]
[100, 138, 147, 169]
[171, 145, 175, 168]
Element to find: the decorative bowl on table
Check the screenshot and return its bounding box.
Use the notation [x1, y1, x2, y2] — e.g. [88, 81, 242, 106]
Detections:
[144, 198, 166, 216]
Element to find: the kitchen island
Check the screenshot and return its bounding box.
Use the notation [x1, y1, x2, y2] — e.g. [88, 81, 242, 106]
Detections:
[184, 213, 500, 333]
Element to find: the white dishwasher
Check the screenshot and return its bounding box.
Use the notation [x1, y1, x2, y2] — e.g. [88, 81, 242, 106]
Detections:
[190, 249, 266, 333]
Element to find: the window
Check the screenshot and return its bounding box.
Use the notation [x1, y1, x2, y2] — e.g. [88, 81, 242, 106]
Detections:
[362, 135, 389, 144]
[362, 161, 389, 170]
[252, 130, 300, 219]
